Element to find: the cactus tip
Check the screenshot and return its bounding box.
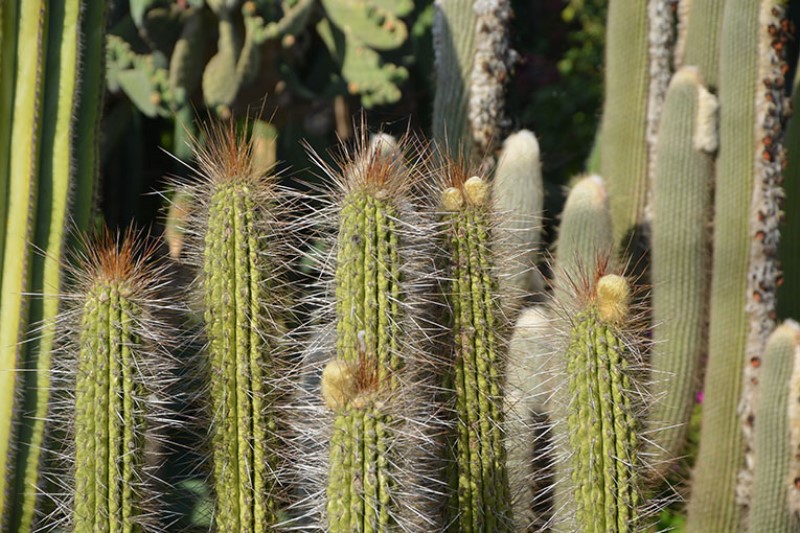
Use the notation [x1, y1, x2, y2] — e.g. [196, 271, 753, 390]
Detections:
[596, 273, 630, 323]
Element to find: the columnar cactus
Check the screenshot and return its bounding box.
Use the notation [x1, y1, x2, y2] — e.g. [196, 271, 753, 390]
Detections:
[554, 174, 614, 292]
[492, 130, 544, 296]
[599, 0, 659, 247]
[645, 66, 715, 477]
[181, 121, 293, 530]
[556, 273, 645, 533]
[306, 131, 439, 532]
[687, 1, 791, 529]
[65, 230, 172, 531]
[750, 320, 800, 532]
[0, 0, 104, 529]
[438, 163, 514, 532]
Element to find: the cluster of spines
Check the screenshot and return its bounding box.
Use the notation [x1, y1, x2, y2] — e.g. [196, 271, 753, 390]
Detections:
[438, 160, 514, 532]
[176, 120, 294, 531]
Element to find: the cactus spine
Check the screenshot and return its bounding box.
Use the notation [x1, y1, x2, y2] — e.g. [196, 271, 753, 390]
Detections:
[559, 274, 642, 532]
[687, 2, 791, 529]
[439, 168, 513, 532]
[192, 122, 289, 531]
[69, 231, 169, 531]
[316, 133, 437, 532]
[750, 320, 800, 532]
[645, 66, 715, 476]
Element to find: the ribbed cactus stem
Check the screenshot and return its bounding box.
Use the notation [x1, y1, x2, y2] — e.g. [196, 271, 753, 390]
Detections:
[505, 306, 555, 530]
[441, 172, 513, 532]
[71, 232, 163, 531]
[688, 2, 791, 528]
[196, 123, 286, 531]
[555, 174, 614, 291]
[325, 187, 403, 532]
[492, 130, 544, 296]
[675, 0, 727, 89]
[750, 320, 800, 533]
[563, 274, 641, 532]
[646, 66, 715, 477]
[319, 134, 435, 532]
[599, 0, 651, 247]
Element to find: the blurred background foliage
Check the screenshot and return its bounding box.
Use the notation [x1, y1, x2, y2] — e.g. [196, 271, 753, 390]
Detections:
[100, 0, 606, 246]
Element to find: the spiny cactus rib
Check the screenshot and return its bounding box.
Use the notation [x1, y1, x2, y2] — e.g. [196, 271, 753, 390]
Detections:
[440, 170, 513, 532]
[561, 274, 641, 533]
[0, 0, 46, 526]
[687, 2, 791, 529]
[750, 320, 800, 533]
[68, 230, 170, 532]
[645, 66, 714, 479]
[193, 122, 288, 531]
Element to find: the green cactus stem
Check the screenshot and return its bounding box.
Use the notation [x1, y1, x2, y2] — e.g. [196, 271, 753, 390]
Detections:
[598, 0, 654, 248]
[189, 121, 289, 531]
[687, 2, 792, 530]
[645, 66, 715, 479]
[439, 167, 514, 532]
[317, 132, 437, 532]
[70, 230, 168, 531]
[750, 320, 800, 533]
[432, 0, 475, 150]
[505, 306, 555, 531]
[559, 274, 642, 533]
[0, 0, 104, 529]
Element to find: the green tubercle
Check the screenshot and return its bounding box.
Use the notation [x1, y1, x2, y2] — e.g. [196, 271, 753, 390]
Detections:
[440, 172, 514, 532]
